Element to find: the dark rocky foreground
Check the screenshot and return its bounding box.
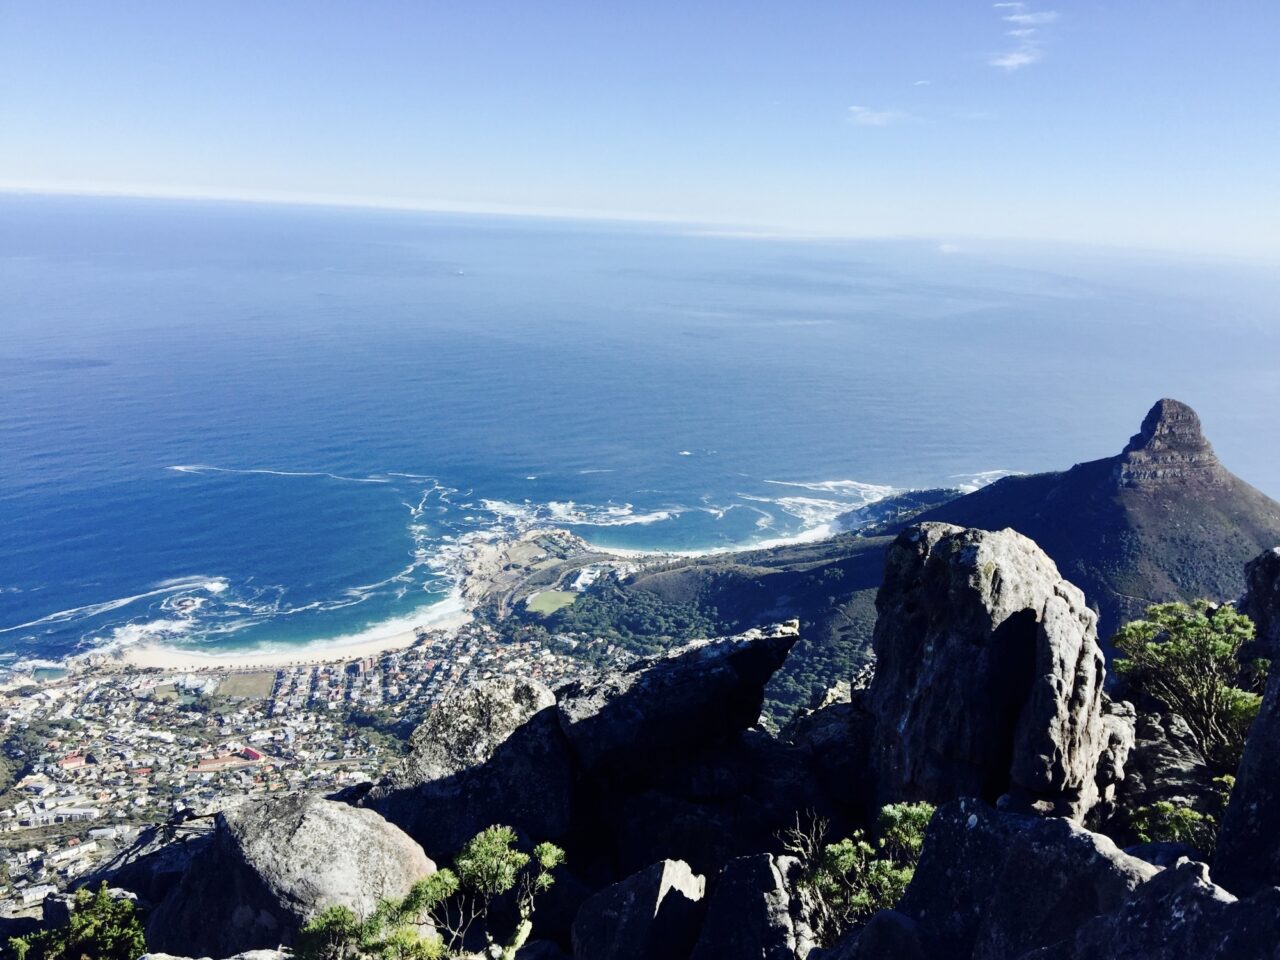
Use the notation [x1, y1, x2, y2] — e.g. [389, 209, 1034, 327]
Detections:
[87, 520, 1280, 959]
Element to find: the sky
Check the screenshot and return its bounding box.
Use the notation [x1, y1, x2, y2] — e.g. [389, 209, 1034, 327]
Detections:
[2, 1, 1278, 259]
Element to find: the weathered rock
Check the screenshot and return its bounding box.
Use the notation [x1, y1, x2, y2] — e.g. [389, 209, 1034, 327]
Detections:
[689, 854, 816, 960]
[86, 821, 214, 907]
[1214, 668, 1280, 896]
[147, 793, 434, 957]
[557, 622, 799, 780]
[784, 691, 873, 811]
[869, 524, 1118, 819]
[1107, 711, 1217, 839]
[42, 886, 136, 928]
[571, 859, 706, 960]
[817, 910, 925, 960]
[1241, 546, 1280, 658]
[875, 799, 1155, 960]
[1022, 859, 1280, 960]
[1116, 398, 1224, 487]
[361, 676, 573, 859]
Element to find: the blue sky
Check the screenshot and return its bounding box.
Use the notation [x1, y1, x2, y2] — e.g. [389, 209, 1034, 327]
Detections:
[2, 1, 1277, 258]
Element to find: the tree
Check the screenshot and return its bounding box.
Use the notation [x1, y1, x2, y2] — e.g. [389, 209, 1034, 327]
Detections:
[1113, 601, 1267, 771]
[781, 802, 934, 947]
[297, 825, 565, 960]
[7, 884, 146, 960]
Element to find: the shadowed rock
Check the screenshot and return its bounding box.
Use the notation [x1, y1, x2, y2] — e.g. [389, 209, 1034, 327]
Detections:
[1241, 546, 1280, 658]
[571, 859, 706, 960]
[1214, 669, 1280, 896]
[146, 793, 434, 957]
[869, 524, 1118, 819]
[689, 853, 816, 960]
[556, 622, 798, 781]
[361, 675, 574, 860]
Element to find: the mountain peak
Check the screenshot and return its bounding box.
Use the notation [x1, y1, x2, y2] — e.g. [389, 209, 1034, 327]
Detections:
[1117, 398, 1221, 487]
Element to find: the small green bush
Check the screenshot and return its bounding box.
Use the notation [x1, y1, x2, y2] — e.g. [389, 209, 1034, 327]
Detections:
[1114, 601, 1267, 771]
[782, 802, 934, 947]
[7, 884, 146, 960]
[297, 825, 564, 960]
[1130, 775, 1234, 858]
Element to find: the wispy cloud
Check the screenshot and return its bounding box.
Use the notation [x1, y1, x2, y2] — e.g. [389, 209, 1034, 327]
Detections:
[913, 79, 931, 87]
[847, 105, 908, 127]
[988, 2, 1058, 70]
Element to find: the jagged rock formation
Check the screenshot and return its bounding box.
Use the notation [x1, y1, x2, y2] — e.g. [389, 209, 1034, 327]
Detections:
[1214, 665, 1280, 896]
[908, 399, 1280, 637]
[361, 675, 573, 859]
[822, 799, 1157, 960]
[688, 854, 816, 960]
[146, 794, 434, 957]
[1025, 860, 1280, 960]
[1241, 546, 1280, 657]
[570, 859, 706, 960]
[868, 524, 1117, 819]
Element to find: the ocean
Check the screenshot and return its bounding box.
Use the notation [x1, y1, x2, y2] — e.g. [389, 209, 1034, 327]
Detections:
[2, 194, 1278, 665]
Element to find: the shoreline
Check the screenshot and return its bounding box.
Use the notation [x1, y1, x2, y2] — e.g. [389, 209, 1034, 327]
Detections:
[108, 610, 474, 673]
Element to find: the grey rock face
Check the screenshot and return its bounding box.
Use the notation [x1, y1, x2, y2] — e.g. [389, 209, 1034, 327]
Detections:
[557, 622, 798, 779]
[843, 799, 1154, 960]
[689, 854, 816, 960]
[362, 675, 573, 859]
[571, 859, 706, 960]
[1116, 398, 1223, 487]
[869, 524, 1118, 819]
[146, 793, 434, 957]
[817, 911, 924, 960]
[1241, 546, 1280, 657]
[1111, 711, 1216, 824]
[1022, 859, 1280, 960]
[1214, 669, 1280, 896]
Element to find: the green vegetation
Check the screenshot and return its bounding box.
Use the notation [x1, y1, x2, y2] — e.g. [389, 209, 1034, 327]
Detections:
[217, 671, 277, 698]
[298, 825, 565, 960]
[7, 884, 146, 960]
[1130, 775, 1235, 858]
[524, 590, 578, 616]
[540, 581, 721, 655]
[782, 801, 934, 947]
[1114, 601, 1268, 771]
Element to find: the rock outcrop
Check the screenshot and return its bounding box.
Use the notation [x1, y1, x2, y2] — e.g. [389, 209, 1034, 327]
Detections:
[556, 622, 798, 779]
[570, 859, 706, 960]
[1025, 859, 1280, 960]
[361, 675, 573, 859]
[146, 794, 434, 957]
[1214, 668, 1280, 896]
[688, 854, 815, 960]
[869, 524, 1117, 819]
[828, 799, 1156, 960]
[1241, 546, 1280, 657]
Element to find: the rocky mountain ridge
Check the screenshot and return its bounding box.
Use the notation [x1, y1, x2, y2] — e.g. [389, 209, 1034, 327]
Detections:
[59, 512, 1280, 959]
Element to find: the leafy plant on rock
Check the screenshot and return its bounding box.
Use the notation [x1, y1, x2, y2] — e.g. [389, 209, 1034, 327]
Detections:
[1130, 775, 1235, 858]
[297, 824, 564, 960]
[781, 801, 934, 947]
[7, 884, 146, 960]
[1113, 601, 1267, 771]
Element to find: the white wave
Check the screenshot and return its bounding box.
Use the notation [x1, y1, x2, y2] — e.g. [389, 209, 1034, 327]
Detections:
[948, 469, 1020, 493]
[763, 478, 894, 507]
[678, 451, 693, 456]
[0, 576, 229, 634]
[480, 499, 680, 529]
[169, 464, 390, 484]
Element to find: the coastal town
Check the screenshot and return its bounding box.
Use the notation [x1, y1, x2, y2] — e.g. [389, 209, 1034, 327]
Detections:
[0, 531, 642, 915]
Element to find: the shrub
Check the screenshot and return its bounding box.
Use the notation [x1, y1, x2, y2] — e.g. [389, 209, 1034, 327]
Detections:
[1113, 601, 1267, 771]
[7, 884, 146, 960]
[1130, 775, 1234, 858]
[782, 802, 934, 947]
[297, 825, 564, 960]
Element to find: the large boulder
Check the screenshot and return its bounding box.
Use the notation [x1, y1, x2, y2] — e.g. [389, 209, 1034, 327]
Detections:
[570, 859, 706, 960]
[1240, 546, 1280, 657]
[556, 622, 799, 780]
[146, 793, 434, 957]
[1022, 859, 1280, 960]
[834, 799, 1156, 960]
[869, 524, 1118, 819]
[1214, 669, 1280, 896]
[361, 676, 574, 860]
[688, 854, 816, 960]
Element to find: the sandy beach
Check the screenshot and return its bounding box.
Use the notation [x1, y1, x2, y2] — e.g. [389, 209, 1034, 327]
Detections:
[111, 609, 473, 672]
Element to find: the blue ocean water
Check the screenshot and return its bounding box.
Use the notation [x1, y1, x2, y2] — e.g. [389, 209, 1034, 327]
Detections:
[2, 195, 1278, 663]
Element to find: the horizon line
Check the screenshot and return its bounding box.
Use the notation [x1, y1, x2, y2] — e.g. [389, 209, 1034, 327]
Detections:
[1, 181, 1275, 267]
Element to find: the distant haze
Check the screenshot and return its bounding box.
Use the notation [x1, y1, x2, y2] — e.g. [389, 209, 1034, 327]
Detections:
[1, 2, 1278, 259]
